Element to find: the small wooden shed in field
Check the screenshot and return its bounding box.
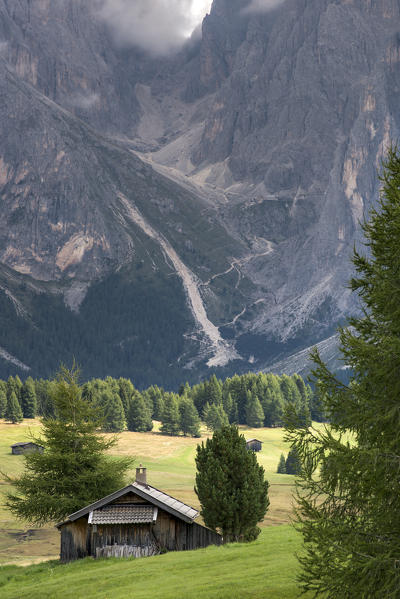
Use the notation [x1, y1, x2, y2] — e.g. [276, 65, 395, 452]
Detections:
[11, 442, 44, 455]
[56, 467, 222, 562]
[246, 439, 262, 452]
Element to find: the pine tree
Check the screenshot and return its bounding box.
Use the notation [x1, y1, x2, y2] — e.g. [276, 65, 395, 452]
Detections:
[245, 390, 264, 428]
[309, 386, 326, 422]
[117, 378, 134, 417]
[179, 396, 201, 437]
[285, 148, 400, 597]
[195, 425, 269, 542]
[203, 403, 229, 432]
[280, 374, 302, 405]
[160, 394, 181, 436]
[260, 374, 284, 427]
[101, 391, 126, 432]
[21, 378, 37, 418]
[5, 366, 132, 524]
[285, 446, 301, 475]
[225, 374, 246, 423]
[127, 393, 153, 432]
[0, 387, 6, 417]
[191, 382, 208, 415]
[7, 376, 22, 406]
[297, 402, 312, 428]
[277, 453, 286, 474]
[206, 374, 223, 405]
[5, 391, 23, 423]
[35, 379, 56, 418]
[222, 391, 234, 422]
[178, 381, 191, 396]
[146, 386, 164, 420]
[292, 374, 308, 403]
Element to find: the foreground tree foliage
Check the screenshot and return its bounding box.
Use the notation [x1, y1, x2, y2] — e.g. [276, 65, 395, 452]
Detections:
[5, 366, 133, 525]
[285, 147, 400, 598]
[195, 425, 269, 542]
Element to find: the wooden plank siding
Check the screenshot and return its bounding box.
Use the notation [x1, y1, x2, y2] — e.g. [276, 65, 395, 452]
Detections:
[59, 507, 222, 562]
[60, 518, 91, 562]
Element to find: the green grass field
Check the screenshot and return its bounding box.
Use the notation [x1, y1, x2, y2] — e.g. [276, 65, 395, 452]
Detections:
[0, 419, 310, 598]
[0, 525, 309, 599]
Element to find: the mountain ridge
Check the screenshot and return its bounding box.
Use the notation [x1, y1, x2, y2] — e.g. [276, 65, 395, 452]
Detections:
[0, 0, 399, 383]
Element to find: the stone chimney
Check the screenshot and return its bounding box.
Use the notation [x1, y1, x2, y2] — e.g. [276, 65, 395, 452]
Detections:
[136, 465, 147, 485]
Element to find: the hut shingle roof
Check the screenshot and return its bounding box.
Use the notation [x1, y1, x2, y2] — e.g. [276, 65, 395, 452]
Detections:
[57, 482, 199, 528]
[90, 504, 156, 525]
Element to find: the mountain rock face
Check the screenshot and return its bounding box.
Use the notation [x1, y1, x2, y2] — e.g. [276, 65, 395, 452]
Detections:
[0, 0, 399, 384]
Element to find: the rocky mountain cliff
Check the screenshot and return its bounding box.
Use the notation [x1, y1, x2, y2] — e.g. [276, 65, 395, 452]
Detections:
[0, 0, 399, 385]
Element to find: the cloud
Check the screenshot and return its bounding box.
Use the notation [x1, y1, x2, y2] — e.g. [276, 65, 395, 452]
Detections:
[67, 92, 100, 110]
[95, 0, 209, 56]
[242, 0, 286, 14]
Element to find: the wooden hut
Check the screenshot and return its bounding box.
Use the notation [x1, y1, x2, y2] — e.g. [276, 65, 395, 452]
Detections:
[56, 467, 222, 562]
[246, 439, 262, 452]
[11, 442, 44, 455]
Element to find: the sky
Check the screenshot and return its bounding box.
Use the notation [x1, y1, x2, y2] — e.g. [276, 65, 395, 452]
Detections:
[95, 1, 284, 57]
[96, 0, 213, 56]
[191, 0, 213, 26]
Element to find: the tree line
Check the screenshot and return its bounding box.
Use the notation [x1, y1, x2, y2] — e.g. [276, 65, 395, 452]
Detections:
[6, 366, 270, 545]
[0, 371, 322, 435]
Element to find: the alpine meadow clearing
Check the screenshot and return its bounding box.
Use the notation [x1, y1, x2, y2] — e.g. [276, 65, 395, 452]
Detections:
[0, 419, 312, 598]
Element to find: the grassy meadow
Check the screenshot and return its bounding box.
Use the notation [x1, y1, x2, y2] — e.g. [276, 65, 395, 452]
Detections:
[0, 419, 310, 598]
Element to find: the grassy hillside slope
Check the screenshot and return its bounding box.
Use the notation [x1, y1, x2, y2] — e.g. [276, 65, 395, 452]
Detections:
[0, 525, 310, 599]
[0, 419, 310, 597]
[0, 420, 296, 564]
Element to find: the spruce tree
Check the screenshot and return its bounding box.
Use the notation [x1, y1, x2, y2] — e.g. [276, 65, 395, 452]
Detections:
[7, 376, 22, 405]
[34, 379, 56, 418]
[203, 403, 229, 432]
[245, 390, 265, 428]
[285, 147, 400, 597]
[277, 453, 286, 474]
[179, 396, 201, 437]
[160, 394, 181, 436]
[127, 393, 153, 432]
[0, 387, 6, 417]
[280, 374, 302, 405]
[101, 391, 126, 432]
[222, 391, 234, 423]
[146, 385, 164, 420]
[21, 378, 37, 418]
[5, 366, 132, 524]
[285, 446, 301, 475]
[292, 374, 308, 404]
[5, 391, 23, 423]
[195, 425, 269, 542]
[117, 378, 134, 417]
[206, 374, 223, 405]
[260, 374, 284, 427]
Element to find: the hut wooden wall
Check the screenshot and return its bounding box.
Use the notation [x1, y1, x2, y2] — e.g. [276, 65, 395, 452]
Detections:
[60, 518, 90, 562]
[91, 523, 157, 558]
[60, 509, 222, 562]
[152, 509, 222, 551]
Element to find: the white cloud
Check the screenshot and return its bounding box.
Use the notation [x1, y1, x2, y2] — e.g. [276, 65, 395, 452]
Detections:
[242, 0, 286, 14]
[67, 92, 100, 110]
[95, 0, 211, 56]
